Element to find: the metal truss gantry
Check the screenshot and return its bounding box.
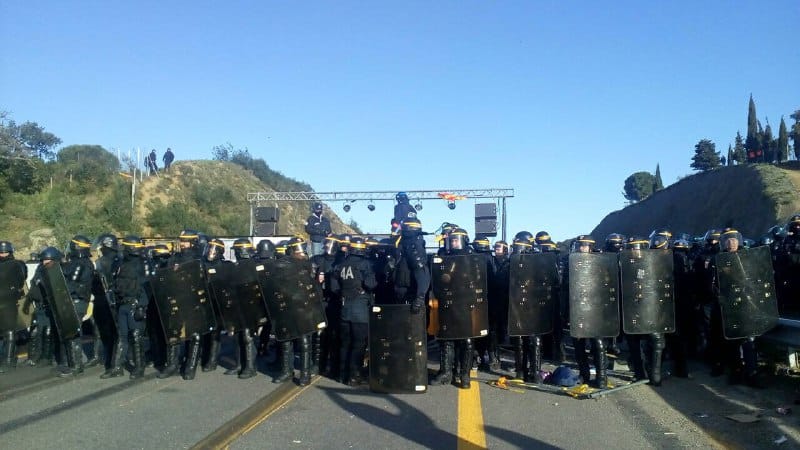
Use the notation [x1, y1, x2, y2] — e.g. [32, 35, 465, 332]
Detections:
[247, 188, 515, 240]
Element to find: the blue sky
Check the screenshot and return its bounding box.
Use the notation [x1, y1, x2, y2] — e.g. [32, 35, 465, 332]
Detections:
[2, 1, 798, 241]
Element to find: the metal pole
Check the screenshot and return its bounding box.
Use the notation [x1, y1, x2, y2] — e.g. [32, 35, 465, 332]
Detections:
[501, 197, 507, 241]
[249, 203, 254, 237]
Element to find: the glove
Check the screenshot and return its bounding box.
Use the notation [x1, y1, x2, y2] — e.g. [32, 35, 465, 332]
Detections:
[81, 302, 95, 322]
[133, 305, 146, 321]
[410, 298, 424, 314]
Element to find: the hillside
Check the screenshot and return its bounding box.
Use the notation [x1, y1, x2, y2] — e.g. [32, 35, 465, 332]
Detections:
[0, 160, 354, 258]
[592, 163, 800, 240]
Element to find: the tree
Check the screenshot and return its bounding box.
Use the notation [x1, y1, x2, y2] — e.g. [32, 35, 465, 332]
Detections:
[56, 145, 120, 192]
[778, 117, 789, 162]
[653, 164, 664, 191]
[762, 122, 775, 162]
[691, 139, 721, 172]
[732, 131, 746, 164]
[791, 110, 800, 160]
[623, 171, 656, 202]
[0, 112, 56, 194]
[745, 95, 761, 162]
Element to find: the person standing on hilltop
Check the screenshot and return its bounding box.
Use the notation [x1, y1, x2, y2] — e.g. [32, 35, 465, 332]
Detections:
[162, 148, 175, 172]
[147, 149, 158, 175]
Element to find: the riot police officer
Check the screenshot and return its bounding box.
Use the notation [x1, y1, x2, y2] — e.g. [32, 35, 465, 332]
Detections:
[201, 239, 229, 374]
[535, 232, 564, 362]
[394, 219, 430, 313]
[273, 238, 316, 386]
[224, 238, 260, 379]
[0, 241, 27, 373]
[255, 239, 276, 262]
[393, 192, 418, 223]
[694, 229, 721, 359]
[22, 247, 63, 368]
[330, 237, 377, 385]
[510, 234, 535, 380]
[311, 235, 340, 377]
[669, 238, 693, 378]
[441, 228, 477, 389]
[471, 237, 493, 370]
[305, 202, 332, 256]
[109, 236, 149, 379]
[486, 240, 510, 371]
[158, 229, 203, 379]
[64, 235, 102, 370]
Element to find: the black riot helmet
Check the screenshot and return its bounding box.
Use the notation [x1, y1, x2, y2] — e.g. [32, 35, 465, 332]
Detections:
[512, 237, 534, 254]
[719, 228, 743, 252]
[624, 236, 649, 250]
[178, 229, 201, 252]
[152, 244, 171, 260]
[96, 233, 119, 253]
[121, 235, 144, 257]
[538, 241, 558, 253]
[206, 239, 225, 262]
[446, 228, 470, 252]
[769, 225, 787, 239]
[649, 228, 673, 241]
[286, 237, 307, 258]
[493, 240, 509, 256]
[39, 246, 63, 263]
[786, 220, 800, 236]
[349, 237, 367, 256]
[275, 240, 289, 258]
[256, 239, 276, 260]
[321, 235, 339, 256]
[396, 192, 409, 204]
[68, 235, 93, 259]
[703, 229, 721, 246]
[672, 239, 690, 252]
[534, 231, 553, 245]
[649, 234, 670, 250]
[232, 238, 255, 260]
[758, 235, 773, 247]
[571, 235, 596, 253]
[514, 231, 534, 243]
[0, 241, 14, 258]
[603, 233, 626, 253]
[312, 202, 324, 214]
[472, 237, 491, 253]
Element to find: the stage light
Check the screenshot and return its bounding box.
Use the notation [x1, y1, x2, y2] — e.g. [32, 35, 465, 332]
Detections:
[448, 201, 456, 210]
[343, 204, 351, 212]
[367, 203, 375, 212]
[414, 203, 423, 211]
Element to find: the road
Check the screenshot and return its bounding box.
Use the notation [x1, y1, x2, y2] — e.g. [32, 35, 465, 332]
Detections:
[0, 340, 798, 450]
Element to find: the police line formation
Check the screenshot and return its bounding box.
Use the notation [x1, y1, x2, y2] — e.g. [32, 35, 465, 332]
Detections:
[0, 210, 796, 395]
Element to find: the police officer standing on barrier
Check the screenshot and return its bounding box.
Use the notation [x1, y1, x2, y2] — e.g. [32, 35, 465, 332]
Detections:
[393, 192, 417, 223]
[23, 248, 63, 368]
[110, 236, 149, 380]
[0, 241, 27, 373]
[330, 237, 377, 385]
[305, 202, 332, 257]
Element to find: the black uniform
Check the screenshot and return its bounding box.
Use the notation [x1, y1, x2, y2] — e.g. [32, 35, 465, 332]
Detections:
[0, 253, 27, 372]
[62, 256, 98, 373]
[311, 251, 339, 377]
[23, 264, 57, 366]
[113, 251, 149, 379]
[330, 251, 377, 385]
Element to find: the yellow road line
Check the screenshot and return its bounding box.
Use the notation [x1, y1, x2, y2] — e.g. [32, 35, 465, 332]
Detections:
[457, 369, 487, 450]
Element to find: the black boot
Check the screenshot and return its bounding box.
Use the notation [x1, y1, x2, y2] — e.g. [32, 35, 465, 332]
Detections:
[649, 333, 665, 386]
[85, 320, 102, 368]
[527, 336, 543, 384]
[41, 327, 55, 367]
[593, 338, 608, 389]
[299, 335, 312, 386]
[158, 344, 181, 379]
[130, 330, 145, 380]
[182, 335, 201, 380]
[239, 331, 257, 379]
[459, 339, 474, 389]
[59, 339, 84, 377]
[432, 340, 454, 385]
[1, 331, 17, 373]
[513, 337, 525, 379]
[224, 335, 241, 375]
[488, 332, 501, 372]
[574, 338, 591, 384]
[101, 338, 125, 379]
[311, 332, 321, 376]
[26, 327, 41, 366]
[202, 334, 220, 372]
[273, 340, 293, 383]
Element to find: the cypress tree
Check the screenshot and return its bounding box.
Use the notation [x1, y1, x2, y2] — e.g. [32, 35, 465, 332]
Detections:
[792, 110, 800, 160]
[778, 117, 789, 162]
[653, 164, 664, 191]
[727, 145, 733, 166]
[733, 131, 746, 164]
[763, 122, 774, 163]
[745, 95, 760, 161]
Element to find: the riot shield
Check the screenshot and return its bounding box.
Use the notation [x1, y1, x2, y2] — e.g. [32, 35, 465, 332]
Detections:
[431, 254, 489, 339]
[568, 253, 620, 338]
[149, 260, 216, 345]
[235, 259, 270, 331]
[257, 258, 326, 342]
[368, 305, 428, 394]
[206, 262, 246, 333]
[619, 249, 676, 334]
[0, 263, 29, 332]
[715, 246, 779, 339]
[508, 253, 559, 336]
[90, 273, 119, 345]
[41, 264, 82, 341]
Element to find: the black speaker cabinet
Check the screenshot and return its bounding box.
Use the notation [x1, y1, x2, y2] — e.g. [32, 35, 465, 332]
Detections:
[255, 206, 280, 222]
[254, 222, 279, 236]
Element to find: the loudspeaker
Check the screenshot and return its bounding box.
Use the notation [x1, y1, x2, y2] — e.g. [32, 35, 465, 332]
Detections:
[254, 222, 278, 236]
[255, 207, 280, 222]
[475, 218, 497, 237]
[475, 203, 497, 219]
